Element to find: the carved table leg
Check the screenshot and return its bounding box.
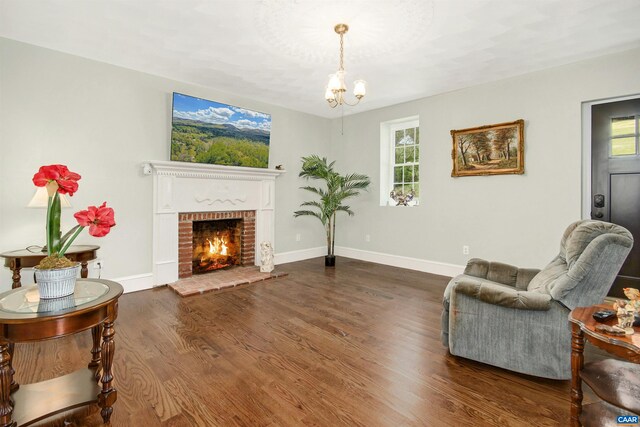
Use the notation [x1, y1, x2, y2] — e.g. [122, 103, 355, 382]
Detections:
[98, 320, 116, 423]
[6, 345, 17, 393]
[88, 325, 103, 382]
[80, 261, 89, 279]
[0, 342, 15, 427]
[570, 323, 585, 427]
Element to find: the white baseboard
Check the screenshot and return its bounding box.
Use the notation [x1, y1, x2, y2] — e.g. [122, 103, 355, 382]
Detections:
[335, 246, 464, 278]
[112, 273, 155, 293]
[274, 246, 326, 265]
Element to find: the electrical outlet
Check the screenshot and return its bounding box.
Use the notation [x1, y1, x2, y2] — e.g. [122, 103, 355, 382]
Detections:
[462, 245, 470, 255]
[295, 233, 301, 242]
[94, 259, 104, 270]
[365, 234, 371, 242]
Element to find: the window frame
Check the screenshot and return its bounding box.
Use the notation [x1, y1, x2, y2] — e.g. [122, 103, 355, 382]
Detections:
[379, 116, 420, 207]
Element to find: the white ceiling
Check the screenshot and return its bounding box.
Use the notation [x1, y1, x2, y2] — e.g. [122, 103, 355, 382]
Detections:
[1, 0, 640, 118]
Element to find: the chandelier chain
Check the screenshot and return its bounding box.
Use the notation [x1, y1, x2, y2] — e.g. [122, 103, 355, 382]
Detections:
[339, 32, 344, 72]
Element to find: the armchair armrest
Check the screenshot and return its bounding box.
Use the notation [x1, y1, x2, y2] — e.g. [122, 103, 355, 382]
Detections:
[464, 258, 541, 290]
[453, 276, 552, 310]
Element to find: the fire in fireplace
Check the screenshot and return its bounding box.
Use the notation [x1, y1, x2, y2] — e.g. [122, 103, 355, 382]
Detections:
[192, 219, 242, 274]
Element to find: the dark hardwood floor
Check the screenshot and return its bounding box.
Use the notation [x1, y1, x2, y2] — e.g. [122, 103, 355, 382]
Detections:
[13, 258, 598, 426]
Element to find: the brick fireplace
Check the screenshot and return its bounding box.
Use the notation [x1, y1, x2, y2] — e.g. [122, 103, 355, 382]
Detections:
[145, 161, 284, 286]
[178, 210, 256, 278]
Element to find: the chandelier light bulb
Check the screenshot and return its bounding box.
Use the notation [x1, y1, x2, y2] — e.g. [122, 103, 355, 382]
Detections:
[325, 87, 336, 101]
[353, 80, 366, 98]
[327, 74, 341, 91]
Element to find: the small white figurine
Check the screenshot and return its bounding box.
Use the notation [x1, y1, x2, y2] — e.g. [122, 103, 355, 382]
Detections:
[260, 241, 274, 273]
[613, 299, 636, 335]
[623, 287, 640, 311]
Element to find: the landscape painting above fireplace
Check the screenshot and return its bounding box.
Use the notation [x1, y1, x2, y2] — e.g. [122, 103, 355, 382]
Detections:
[171, 92, 271, 168]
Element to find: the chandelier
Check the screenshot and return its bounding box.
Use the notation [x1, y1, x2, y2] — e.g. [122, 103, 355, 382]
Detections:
[324, 24, 366, 108]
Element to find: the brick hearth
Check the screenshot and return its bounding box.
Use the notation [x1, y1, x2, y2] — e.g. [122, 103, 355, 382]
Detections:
[178, 210, 256, 278]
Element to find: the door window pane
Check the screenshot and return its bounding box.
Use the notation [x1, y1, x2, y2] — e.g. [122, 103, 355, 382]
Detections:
[611, 117, 635, 137]
[610, 115, 639, 157]
[612, 137, 636, 156]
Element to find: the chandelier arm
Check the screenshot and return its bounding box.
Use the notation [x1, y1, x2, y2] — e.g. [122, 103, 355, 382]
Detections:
[340, 97, 362, 107]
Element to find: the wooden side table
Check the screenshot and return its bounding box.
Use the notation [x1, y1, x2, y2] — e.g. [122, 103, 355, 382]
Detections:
[0, 245, 99, 288]
[0, 278, 123, 426]
[569, 305, 640, 427]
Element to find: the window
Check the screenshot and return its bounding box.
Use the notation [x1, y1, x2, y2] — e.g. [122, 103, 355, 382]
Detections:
[380, 117, 420, 206]
[611, 116, 639, 157]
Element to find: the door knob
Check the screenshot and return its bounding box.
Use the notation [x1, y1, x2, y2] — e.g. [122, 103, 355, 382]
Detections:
[593, 212, 604, 219]
[594, 194, 605, 208]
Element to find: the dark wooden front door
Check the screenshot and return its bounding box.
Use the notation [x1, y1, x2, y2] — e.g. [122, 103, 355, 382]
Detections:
[592, 98, 640, 297]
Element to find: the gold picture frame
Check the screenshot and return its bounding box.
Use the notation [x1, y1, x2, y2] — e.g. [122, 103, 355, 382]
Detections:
[451, 119, 524, 177]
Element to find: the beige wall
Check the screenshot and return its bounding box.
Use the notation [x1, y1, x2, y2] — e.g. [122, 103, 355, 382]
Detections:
[330, 47, 640, 271]
[0, 37, 330, 291]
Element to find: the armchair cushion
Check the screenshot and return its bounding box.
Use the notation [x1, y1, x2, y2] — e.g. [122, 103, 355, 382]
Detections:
[562, 220, 633, 267]
[454, 276, 552, 310]
[464, 258, 540, 290]
[527, 222, 633, 309]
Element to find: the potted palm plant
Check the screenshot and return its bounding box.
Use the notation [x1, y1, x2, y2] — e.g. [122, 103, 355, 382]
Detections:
[294, 155, 370, 267]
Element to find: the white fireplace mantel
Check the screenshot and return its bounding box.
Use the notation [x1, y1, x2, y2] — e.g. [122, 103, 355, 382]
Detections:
[144, 160, 285, 285]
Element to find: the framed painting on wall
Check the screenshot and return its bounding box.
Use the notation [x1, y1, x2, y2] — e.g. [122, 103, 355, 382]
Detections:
[451, 119, 525, 177]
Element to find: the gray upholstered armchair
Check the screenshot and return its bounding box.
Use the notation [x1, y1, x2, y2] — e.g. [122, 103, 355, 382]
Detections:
[441, 220, 633, 380]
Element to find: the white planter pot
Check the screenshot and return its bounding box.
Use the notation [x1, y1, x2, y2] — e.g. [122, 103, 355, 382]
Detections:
[35, 264, 80, 299]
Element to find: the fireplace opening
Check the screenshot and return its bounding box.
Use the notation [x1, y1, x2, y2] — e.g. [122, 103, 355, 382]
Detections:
[192, 219, 242, 274]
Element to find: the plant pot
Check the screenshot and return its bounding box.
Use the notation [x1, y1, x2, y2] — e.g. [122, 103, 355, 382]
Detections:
[325, 255, 336, 267]
[34, 263, 80, 299]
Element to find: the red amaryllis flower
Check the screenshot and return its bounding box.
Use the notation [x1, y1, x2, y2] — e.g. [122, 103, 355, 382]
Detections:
[32, 164, 81, 196]
[74, 202, 116, 237]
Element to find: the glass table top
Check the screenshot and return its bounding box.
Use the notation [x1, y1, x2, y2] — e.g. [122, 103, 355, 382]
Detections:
[0, 280, 109, 314]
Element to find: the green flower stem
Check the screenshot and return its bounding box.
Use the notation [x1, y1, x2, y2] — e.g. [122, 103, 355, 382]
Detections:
[46, 193, 53, 256]
[48, 193, 62, 256]
[58, 225, 85, 257]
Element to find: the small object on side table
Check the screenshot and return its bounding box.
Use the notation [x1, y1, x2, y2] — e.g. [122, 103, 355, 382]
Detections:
[594, 324, 626, 336]
[613, 299, 636, 335]
[621, 288, 640, 326]
[592, 310, 616, 322]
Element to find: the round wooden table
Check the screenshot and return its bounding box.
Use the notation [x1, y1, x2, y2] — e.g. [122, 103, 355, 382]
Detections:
[0, 245, 99, 289]
[0, 278, 122, 426]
